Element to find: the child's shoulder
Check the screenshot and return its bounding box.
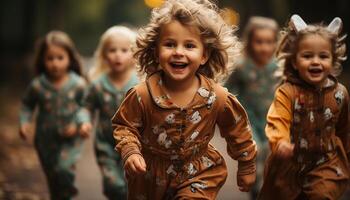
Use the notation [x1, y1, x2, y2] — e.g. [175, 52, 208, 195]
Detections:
[27, 75, 43, 91]
[335, 82, 348, 93]
[70, 72, 87, 88]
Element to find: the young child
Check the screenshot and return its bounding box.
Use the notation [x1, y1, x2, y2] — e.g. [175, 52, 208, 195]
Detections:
[19, 31, 90, 199]
[225, 16, 279, 199]
[84, 26, 139, 199]
[259, 15, 349, 200]
[112, 0, 257, 199]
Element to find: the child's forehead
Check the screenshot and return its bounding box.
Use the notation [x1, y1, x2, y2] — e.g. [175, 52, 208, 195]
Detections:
[159, 20, 202, 38]
[105, 35, 133, 46]
[299, 33, 331, 45]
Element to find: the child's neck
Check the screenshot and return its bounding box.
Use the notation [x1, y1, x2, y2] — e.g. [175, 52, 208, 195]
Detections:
[48, 73, 69, 90]
[252, 58, 269, 68]
[162, 74, 200, 108]
[108, 69, 132, 89]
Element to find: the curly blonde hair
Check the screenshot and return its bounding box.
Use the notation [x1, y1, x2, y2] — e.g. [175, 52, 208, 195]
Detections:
[89, 26, 137, 81]
[135, 0, 241, 82]
[276, 21, 346, 81]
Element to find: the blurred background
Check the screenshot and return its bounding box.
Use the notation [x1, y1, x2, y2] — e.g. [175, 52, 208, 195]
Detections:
[1, 0, 350, 199]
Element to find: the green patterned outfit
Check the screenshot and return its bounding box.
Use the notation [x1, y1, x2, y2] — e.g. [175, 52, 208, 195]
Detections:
[19, 72, 89, 200]
[84, 73, 138, 200]
[225, 59, 278, 199]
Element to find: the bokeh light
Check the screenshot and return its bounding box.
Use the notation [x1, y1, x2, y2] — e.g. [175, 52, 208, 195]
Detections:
[221, 7, 240, 26]
[144, 0, 164, 8]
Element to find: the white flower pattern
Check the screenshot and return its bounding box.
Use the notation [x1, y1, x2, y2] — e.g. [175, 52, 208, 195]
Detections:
[190, 111, 201, 124]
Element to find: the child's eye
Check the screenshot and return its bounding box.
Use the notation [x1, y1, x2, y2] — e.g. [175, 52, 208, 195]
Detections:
[185, 43, 196, 49]
[121, 48, 129, 53]
[302, 54, 312, 59]
[164, 42, 175, 48]
[319, 54, 330, 59]
[58, 56, 64, 60]
[108, 48, 116, 53]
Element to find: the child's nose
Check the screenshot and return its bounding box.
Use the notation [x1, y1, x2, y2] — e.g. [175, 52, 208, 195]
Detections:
[311, 57, 321, 65]
[173, 46, 185, 56]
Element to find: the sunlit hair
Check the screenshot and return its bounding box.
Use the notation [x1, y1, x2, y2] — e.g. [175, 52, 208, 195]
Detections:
[243, 16, 279, 58]
[89, 26, 137, 80]
[276, 21, 346, 81]
[135, 0, 241, 82]
[34, 30, 82, 75]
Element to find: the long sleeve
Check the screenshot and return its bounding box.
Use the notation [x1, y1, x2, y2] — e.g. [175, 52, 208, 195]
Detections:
[335, 85, 350, 157]
[82, 84, 99, 121]
[265, 84, 292, 152]
[75, 80, 91, 125]
[112, 88, 144, 163]
[19, 79, 39, 125]
[216, 93, 257, 176]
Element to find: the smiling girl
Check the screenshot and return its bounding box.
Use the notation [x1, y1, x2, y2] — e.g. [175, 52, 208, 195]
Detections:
[111, 0, 257, 199]
[259, 15, 349, 200]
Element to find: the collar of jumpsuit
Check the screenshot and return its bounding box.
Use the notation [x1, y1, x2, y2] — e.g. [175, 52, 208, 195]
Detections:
[286, 73, 338, 91]
[146, 70, 217, 110]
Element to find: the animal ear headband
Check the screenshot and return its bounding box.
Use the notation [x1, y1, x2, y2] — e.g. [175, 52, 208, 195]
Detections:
[289, 14, 342, 35]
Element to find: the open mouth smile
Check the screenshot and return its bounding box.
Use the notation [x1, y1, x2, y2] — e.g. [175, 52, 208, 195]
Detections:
[170, 62, 188, 69]
[308, 67, 323, 77]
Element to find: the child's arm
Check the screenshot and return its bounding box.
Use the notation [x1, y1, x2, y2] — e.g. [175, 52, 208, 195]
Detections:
[216, 93, 257, 192]
[75, 80, 92, 138]
[335, 85, 350, 161]
[265, 84, 293, 153]
[19, 79, 39, 140]
[111, 87, 146, 175]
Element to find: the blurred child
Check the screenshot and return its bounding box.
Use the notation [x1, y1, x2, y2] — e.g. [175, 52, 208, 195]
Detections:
[259, 15, 349, 200]
[19, 31, 90, 199]
[84, 26, 139, 199]
[111, 0, 257, 199]
[224, 16, 279, 199]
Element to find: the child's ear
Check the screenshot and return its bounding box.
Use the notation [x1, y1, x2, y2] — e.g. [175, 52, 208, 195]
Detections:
[201, 50, 210, 65]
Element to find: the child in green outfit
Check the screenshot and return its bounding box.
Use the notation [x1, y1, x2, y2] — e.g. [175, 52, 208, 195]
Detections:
[19, 31, 91, 200]
[84, 26, 139, 199]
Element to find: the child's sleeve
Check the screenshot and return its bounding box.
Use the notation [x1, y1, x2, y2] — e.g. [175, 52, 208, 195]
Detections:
[335, 86, 350, 158]
[82, 84, 98, 120]
[19, 80, 39, 125]
[112, 88, 144, 164]
[265, 85, 292, 152]
[75, 80, 91, 125]
[216, 93, 257, 176]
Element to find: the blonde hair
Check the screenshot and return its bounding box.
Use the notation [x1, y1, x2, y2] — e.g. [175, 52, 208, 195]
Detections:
[243, 16, 279, 57]
[135, 0, 241, 82]
[89, 26, 137, 80]
[276, 21, 346, 81]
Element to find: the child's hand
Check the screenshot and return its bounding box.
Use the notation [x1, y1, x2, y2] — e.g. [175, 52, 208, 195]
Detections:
[237, 172, 256, 192]
[63, 124, 77, 138]
[19, 123, 31, 141]
[276, 140, 294, 159]
[124, 154, 147, 177]
[79, 122, 92, 138]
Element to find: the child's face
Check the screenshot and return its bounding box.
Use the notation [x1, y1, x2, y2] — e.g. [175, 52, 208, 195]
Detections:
[157, 20, 207, 82]
[104, 36, 134, 73]
[250, 28, 276, 65]
[44, 44, 70, 79]
[293, 34, 333, 87]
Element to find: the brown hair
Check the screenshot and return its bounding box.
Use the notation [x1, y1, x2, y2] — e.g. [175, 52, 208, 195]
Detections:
[135, 0, 241, 82]
[276, 21, 346, 81]
[34, 30, 82, 75]
[243, 16, 279, 58]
